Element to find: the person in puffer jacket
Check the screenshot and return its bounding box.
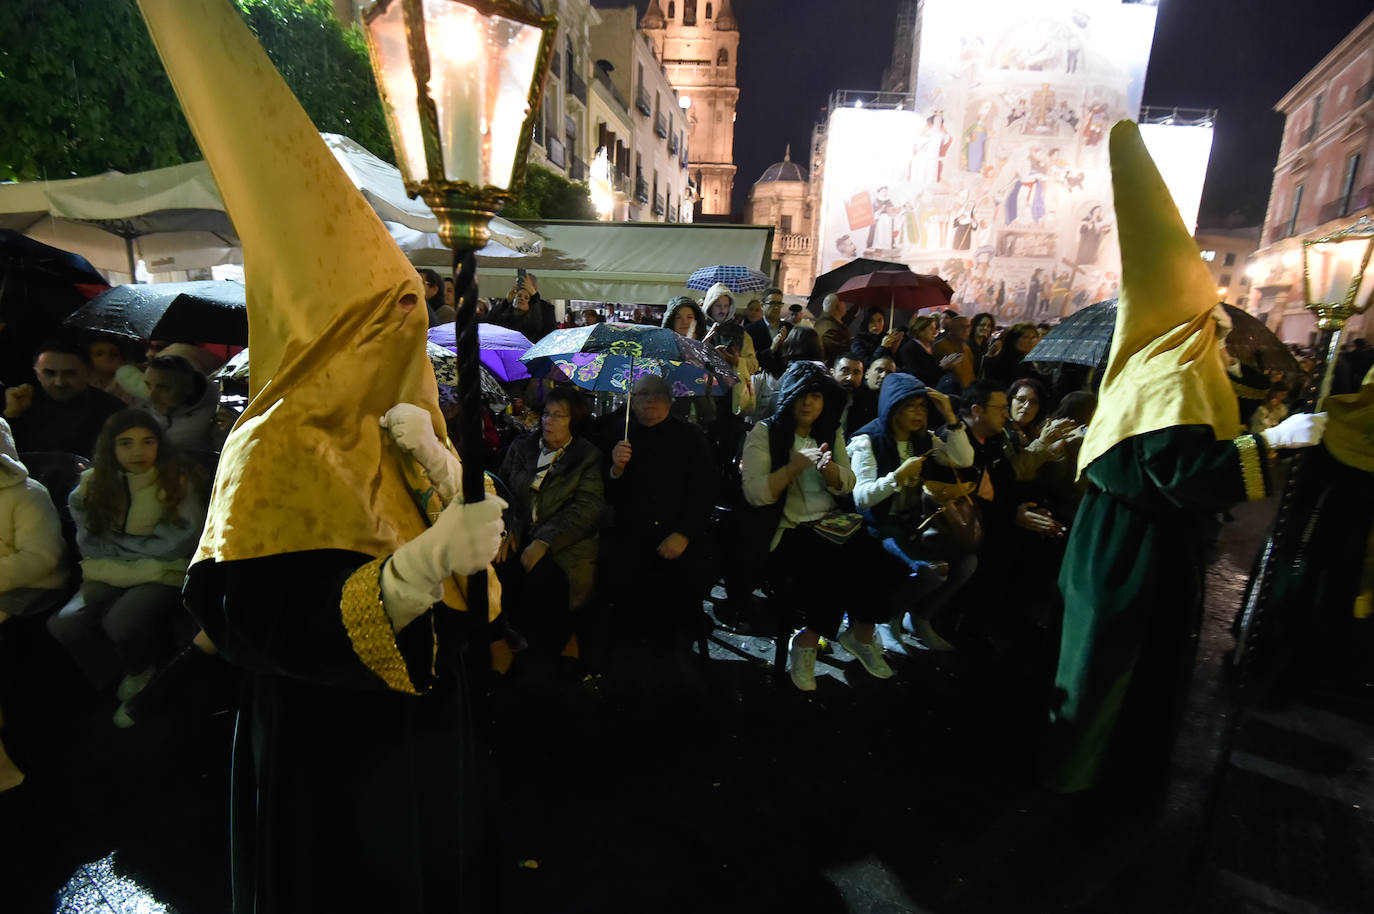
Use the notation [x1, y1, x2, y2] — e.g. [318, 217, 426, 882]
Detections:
[47, 409, 207, 726]
[0, 417, 68, 624]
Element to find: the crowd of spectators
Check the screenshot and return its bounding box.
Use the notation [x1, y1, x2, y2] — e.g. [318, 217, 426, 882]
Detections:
[0, 276, 1354, 797]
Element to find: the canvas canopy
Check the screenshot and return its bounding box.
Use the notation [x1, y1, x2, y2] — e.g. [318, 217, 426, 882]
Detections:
[408, 219, 775, 305]
[0, 134, 539, 277]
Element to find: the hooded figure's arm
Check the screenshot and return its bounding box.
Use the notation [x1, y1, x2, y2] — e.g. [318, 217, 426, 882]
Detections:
[1138, 426, 1271, 509]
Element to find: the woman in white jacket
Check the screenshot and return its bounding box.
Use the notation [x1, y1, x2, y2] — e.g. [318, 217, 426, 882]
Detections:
[0, 418, 70, 790]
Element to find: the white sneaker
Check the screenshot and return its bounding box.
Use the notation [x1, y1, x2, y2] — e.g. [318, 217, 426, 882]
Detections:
[838, 629, 894, 679]
[787, 634, 818, 692]
[116, 666, 156, 701]
[910, 615, 957, 652]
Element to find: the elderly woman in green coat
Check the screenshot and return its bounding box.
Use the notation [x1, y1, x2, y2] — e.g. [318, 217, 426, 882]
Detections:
[494, 386, 605, 656]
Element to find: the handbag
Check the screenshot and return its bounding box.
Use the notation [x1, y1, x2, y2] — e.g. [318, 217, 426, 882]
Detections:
[917, 468, 984, 557]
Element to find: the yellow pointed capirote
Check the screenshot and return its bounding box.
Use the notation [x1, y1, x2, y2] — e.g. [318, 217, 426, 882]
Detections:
[135, 0, 495, 615]
[1077, 120, 1241, 474]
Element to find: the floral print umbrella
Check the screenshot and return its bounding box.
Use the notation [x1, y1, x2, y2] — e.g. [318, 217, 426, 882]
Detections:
[520, 322, 737, 395]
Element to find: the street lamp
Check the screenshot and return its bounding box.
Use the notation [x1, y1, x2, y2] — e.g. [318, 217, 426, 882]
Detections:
[362, 0, 556, 615]
[1301, 215, 1374, 406]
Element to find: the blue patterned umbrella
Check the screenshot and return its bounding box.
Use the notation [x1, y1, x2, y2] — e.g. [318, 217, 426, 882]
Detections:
[1024, 298, 1118, 367]
[685, 264, 770, 294]
[520, 322, 736, 396]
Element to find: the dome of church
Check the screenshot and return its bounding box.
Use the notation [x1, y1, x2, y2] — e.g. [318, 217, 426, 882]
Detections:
[755, 146, 807, 185]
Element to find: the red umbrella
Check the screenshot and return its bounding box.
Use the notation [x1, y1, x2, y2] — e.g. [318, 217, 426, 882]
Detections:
[835, 270, 954, 331]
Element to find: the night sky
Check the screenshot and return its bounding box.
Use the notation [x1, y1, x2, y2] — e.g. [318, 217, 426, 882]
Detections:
[601, 0, 1372, 228]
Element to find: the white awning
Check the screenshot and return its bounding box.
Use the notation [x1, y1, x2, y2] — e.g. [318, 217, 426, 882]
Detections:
[408, 219, 775, 305]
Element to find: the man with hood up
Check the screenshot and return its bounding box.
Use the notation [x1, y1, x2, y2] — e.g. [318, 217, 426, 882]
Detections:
[849, 373, 976, 650]
[134, 0, 506, 910]
[702, 281, 757, 475]
[1041, 122, 1327, 795]
[741, 361, 894, 691]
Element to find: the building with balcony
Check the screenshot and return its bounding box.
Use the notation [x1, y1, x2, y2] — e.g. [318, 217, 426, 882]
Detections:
[745, 147, 813, 296]
[528, 0, 598, 189]
[1247, 10, 1374, 344]
[1195, 226, 1262, 308]
[591, 6, 694, 224]
[640, 0, 738, 217]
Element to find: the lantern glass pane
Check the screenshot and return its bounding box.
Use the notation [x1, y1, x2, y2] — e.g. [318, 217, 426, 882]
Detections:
[423, 0, 543, 189]
[366, 2, 428, 185]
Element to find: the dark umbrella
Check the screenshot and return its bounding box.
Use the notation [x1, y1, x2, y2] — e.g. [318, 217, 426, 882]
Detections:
[62, 280, 247, 345]
[1, 230, 111, 384]
[808, 258, 913, 312]
[835, 270, 954, 330]
[1026, 299, 1301, 379]
[1024, 297, 1117, 367]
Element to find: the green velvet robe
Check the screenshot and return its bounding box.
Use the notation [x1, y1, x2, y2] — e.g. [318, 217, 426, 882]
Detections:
[1043, 425, 1269, 793]
[183, 550, 481, 914]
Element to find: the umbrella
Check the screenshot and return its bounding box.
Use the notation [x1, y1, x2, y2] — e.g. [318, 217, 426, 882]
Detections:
[427, 321, 533, 382]
[686, 265, 770, 294]
[63, 280, 247, 345]
[1, 230, 111, 383]
[1025, 300, 1301, 379]
[835, 270, 954, 330]
[808, 258, 913, 312]
[1024, 298, 1118, 367]
[520, 323, 738, 432]
[425, 341, 511, 406]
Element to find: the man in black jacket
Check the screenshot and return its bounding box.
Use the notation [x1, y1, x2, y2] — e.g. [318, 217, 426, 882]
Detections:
[605, 376, 718, 650]
[3, 340, 124, 457]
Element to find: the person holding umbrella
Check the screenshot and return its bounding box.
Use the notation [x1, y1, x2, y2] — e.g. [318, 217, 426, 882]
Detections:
[604, 375, 717, 653]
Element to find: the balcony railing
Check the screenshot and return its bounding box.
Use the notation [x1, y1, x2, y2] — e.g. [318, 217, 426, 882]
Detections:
[547, 136, 566, 168]
[1299, 125, 1315, 146]
[567, 70, 587, 104]
[667, 206, 678, 223]
[635, 177, 649, 203]
[653, 194, 665, 216]
[564, 114, 578, 138]
[668, 132, 679, 154]
[679, 148, 689, 168]
[778, 233, 813, 255]
[593, 69, 627, 111]
[550, 52, 561, 78]
[616, 172, 633, 196]
[635, 88, 652, 117]
[654, 113, 668, 139]
[1357, 78, 1374, 106]
[570, 156, 587, 182]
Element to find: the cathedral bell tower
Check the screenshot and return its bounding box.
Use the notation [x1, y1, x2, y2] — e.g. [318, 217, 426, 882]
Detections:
[641, 0, 739, 217]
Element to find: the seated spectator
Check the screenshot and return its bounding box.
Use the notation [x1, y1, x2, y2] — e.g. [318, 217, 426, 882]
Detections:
[932, 315, 976, 391]
[493, 388, 604, 660]
[850, 375, 975, 651]
[0, 418, 69, 625]
[812, 293, 852, 365]
[982, 322, 1042, 388]
[865, 355, 895, 396]
[48, 410, 208, 726]
[663, 295, 708, 341]
[3, 340, 124, 458]
[751, 325, 823, 421]
[741, 360, 894, 691]
[487, 272, 556, 342]
[662, 296, 717, 431]
[420, 268, 456, 326]
[1004, 377, 1078, 481]
[851, 308, 893, 362]
[134, 355, 224, 453]
[88, 337, 136, 404]
[832, 352, 876, 438]
[890, 315, 946, 387]
[1249, 384, 1291, 435]
[604, 376, 717, 651]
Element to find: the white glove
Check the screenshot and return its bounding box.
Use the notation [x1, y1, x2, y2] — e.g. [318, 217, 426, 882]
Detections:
[1260, 412, 1327, 450]
[379, 496, 507, 631]
[381, 404, 460, 504]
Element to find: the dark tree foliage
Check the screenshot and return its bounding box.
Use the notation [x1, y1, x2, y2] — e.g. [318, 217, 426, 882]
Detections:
[0, 0, 392, 182]
[503, 163, 596, 221]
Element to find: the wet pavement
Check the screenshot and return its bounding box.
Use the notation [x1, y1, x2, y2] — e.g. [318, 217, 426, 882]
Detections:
[1, 495, 1370, 913]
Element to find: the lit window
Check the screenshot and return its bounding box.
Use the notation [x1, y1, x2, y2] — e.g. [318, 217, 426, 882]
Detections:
[1200, 250, 1216, 262]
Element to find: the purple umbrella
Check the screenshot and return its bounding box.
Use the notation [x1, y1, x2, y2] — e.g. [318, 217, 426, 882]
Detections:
[428, 321, 532, 382]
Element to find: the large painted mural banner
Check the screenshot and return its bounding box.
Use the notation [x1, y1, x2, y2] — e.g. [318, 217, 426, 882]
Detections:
[817, 0, 1161, 323]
